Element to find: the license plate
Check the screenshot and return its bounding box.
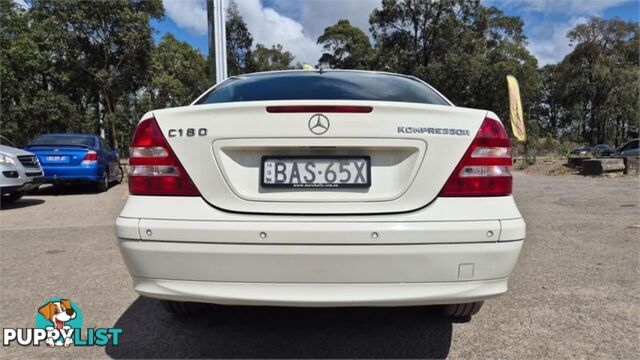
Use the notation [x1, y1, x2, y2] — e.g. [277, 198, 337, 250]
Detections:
[261, 156, 371, 188]
[45, 155, 69, 163]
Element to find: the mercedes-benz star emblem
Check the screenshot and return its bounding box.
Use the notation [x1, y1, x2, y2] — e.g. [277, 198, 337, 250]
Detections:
[308, 114, 330, 135]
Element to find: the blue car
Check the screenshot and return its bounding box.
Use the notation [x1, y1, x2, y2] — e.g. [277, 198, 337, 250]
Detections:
[24, 134, 123, 191]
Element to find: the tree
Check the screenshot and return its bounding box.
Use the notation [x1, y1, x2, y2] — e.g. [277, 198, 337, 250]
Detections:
[549, 17, 639, 145]
[1, 0, 164, 149]
[369, 0, 468, 74]
[225, 0, 253, 76]
[369, 0, 541, 134]
[249, 44, 294, 72]
[146, 34, 208, 109]
[212, 1, 293, 76]
[0, 1, 78, 145]
[41, 0, 164, 149]
[536, 65, 564, 137]
[317, 19, 373, 69]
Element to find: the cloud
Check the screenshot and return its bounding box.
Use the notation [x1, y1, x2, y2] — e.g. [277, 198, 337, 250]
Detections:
[239, 0, 381, 64]
[234, 0, 321, 64]
[519, 0, 631, 14]
[297, 0, 380, 39]
[162, 0, 321, 64]
[162, 0, 382, 65]
[527, 17, 588, 65]
[163, 0, 207, 35]
[488, 0, 631, 64]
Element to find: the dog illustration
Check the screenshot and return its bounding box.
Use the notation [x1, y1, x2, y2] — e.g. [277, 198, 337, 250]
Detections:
[38, 299, 76, 347]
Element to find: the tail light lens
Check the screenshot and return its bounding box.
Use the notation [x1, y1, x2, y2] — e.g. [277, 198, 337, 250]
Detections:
[128, 117, 200, 196]
[439, 117, 512, 196]
[81, 150, 99, 164]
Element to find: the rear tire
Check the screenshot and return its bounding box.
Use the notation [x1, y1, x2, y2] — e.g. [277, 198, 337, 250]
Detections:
[442, 301, 483, 318]
[113, 166, 124, 184]
[96, 173, 109, 192]
[160, 300, 205, 316]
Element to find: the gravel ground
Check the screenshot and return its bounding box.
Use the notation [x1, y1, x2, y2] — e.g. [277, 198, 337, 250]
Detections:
[0, 173, 638, 359]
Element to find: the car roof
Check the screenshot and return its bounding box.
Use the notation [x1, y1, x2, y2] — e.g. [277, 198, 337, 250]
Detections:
[232, 69, 417, 80]
[227, 69, 439, 90]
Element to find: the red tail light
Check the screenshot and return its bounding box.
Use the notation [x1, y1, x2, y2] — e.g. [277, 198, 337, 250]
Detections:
[266, 105, 373, 113]
[439, 117, 512, 196]
[128, 117, 200, 196]
[82, 150, 99, 164]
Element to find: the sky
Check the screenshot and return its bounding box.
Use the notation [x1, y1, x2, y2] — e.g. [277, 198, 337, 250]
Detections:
[156, 0, 640, 66]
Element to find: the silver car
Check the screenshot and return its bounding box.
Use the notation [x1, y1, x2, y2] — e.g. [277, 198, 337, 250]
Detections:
[0, 136, 44, 203]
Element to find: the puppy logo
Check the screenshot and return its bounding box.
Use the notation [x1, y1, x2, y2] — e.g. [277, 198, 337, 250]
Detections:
[3, 297, 121, 347]
[36, 298, 83, 347]
[38, 300, 76, 331]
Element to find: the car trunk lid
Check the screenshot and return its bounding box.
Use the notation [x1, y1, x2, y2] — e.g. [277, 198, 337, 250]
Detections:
[152, 100, 488, 215]
[26, 146, 90, 166]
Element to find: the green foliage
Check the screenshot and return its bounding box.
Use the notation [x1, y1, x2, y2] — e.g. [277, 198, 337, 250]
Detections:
[225, 0, 253, 76]
[146, 34, 208, 108]
[0, 0, 296, 150]
[2, 0, 638, 154]
[317, 1, 638, 149]
[317, 19, 373, 69]
[367, 0, 541, 131]
[248, 44, 295, 72]
[539, 17, 639, 146]
[0, 0, 164, 149]
[1, 1, 77, 145]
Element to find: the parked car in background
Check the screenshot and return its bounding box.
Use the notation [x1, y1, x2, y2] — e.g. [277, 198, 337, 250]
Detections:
[24, 134, 123, 192]
[591, 144, 617, 157]
[618, 139, 639, 156]
[570, 145, 593, 156]
[570, 144, 617, 157]
[0, 135, 44, 203]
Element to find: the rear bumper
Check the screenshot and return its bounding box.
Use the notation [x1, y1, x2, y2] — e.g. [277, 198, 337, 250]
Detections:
[42, 164, 101, 182]
[117, 234, 523, 306]
[116, 195, 525, 306]
[130, 276, 510, 307]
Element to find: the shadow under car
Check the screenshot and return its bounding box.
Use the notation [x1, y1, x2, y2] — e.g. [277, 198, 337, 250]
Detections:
[106, 297, 454, 359]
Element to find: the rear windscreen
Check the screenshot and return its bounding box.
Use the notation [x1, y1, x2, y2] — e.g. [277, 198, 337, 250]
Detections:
[30, 135, 96, 147]
[195, 71, 450, 106]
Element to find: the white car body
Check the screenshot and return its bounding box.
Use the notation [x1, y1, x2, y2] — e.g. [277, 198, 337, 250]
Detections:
[0, 142, 44, 200]
[116, 70, 525, 311]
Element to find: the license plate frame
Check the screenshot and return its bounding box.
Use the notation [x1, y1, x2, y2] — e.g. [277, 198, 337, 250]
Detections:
[45, 155, 69, 163]
[260, 155, 371, 189]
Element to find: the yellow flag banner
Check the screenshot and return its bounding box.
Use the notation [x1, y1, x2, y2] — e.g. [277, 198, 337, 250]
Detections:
[506, 75, 526, 142]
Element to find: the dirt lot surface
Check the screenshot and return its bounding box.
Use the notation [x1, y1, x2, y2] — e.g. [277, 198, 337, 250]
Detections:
[1, 173, 638, 359]
[520, 158, 577, 176]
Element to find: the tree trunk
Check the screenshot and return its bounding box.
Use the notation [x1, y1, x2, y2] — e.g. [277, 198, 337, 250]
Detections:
[102, 89, 118, 149]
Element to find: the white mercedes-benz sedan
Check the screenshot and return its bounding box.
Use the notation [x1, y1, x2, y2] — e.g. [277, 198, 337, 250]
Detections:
[116, 70, 525, 318]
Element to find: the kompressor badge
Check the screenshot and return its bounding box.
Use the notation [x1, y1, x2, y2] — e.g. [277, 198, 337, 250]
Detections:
[397, 126, 471, 136]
